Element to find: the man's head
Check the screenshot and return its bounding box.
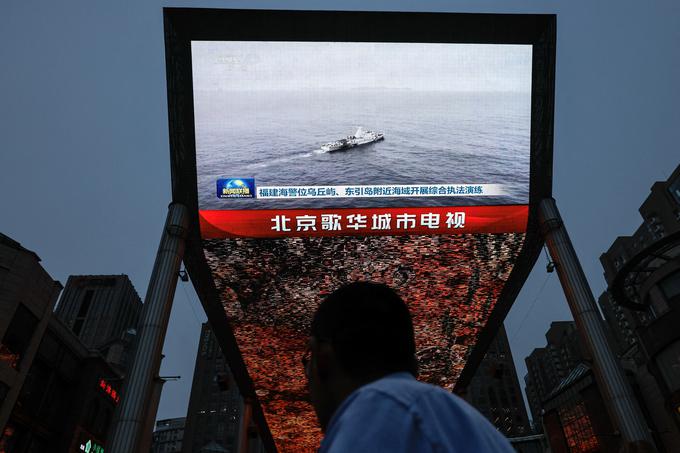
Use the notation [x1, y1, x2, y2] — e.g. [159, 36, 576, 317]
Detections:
[305, 281, 417, 430]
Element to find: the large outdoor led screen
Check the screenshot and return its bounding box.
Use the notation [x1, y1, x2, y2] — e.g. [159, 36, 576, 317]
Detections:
[165, 9, 554, 453]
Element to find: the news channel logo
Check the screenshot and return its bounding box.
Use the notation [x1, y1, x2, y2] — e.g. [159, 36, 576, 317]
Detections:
[216, 178, 256, 198]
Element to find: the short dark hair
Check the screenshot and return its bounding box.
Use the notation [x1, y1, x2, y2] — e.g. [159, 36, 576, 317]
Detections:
[311, 282, 417, 379]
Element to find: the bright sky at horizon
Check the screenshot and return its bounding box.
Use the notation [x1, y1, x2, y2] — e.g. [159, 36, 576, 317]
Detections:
[192, 41, 532, 92]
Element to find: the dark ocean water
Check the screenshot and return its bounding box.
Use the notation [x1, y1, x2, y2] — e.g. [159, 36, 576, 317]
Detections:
[194, 90, 530, 210]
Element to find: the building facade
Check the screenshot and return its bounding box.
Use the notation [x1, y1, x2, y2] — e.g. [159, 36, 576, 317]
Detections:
[55, 275, 142, 373]
[3, 317, 121, 452]
[464, 324, 531, 438]
[521, 165, 680, 452]
[152, 417, 185, 453]
[0, 233, 62, 439]
[182, 324, 243, 453]
[523, 321, 589, 427]
[523, 321, 625, 452]
[598, 164, 680, 451]
[540, 363, 619, 453]
[0, 233, 121, 452]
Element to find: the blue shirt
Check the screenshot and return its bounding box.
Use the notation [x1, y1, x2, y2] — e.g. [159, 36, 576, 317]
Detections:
[319, 372, 515, 453]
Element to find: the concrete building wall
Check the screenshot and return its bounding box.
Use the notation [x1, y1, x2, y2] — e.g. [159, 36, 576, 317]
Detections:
[1, 234, 128, 452]
[524, 321, 588, 419]
[639, 166, 680, 238]
[596, 163, 680, 452]
[182, 324, 242, 453]
[597, 292, 639, 354]
[542, 375, 619, 453]
[55, 274, 142, 373]
[464, 324, 530, 437]
[152, 417, 185, 453]
[0, 233, 62, 435]
[634, 365, 680, 451]
[5, 316, 120, 452]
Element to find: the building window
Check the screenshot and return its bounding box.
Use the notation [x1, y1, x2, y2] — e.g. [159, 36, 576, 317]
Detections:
[73, 290, 94, 336]
[668, 175, 680, 205]
[558, 401, 599, 453]
[0, 304, 39, 369]
[659, 270, 680, 302]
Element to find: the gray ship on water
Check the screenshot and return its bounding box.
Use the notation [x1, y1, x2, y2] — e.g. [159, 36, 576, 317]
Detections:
[320, 127, 384, 153]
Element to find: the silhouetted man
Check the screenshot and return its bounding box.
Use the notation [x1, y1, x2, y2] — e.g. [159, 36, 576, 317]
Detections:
[304, 281, 515, 452]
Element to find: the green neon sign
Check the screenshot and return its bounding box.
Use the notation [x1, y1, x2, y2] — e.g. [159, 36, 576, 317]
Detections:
[80, 439, 104, 453]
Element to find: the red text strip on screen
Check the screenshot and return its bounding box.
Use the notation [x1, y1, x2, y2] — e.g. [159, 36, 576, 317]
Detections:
[199, 205, 528, 239]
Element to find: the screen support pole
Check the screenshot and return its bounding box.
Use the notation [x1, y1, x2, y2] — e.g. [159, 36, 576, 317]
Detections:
[133, 376, 166, 452]
[109, 203, 188, 453]
[538, 198, 654, 449]
[238, 398, 253, 453]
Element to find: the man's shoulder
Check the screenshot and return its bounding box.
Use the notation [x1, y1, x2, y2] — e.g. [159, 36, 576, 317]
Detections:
[341, 373, 515, 452]
[321, 374, 439, 452]
[358, 372, 463, 410]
